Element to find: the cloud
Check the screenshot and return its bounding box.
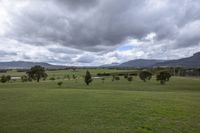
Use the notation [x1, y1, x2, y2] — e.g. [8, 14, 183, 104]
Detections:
[0, 0, 200, 65]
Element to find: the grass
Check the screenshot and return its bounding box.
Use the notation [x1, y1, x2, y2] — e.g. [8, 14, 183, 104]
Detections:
[0, 69, 200, 133]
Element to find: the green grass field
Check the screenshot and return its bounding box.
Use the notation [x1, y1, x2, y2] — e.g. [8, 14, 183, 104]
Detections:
[0, 69, 200, 133]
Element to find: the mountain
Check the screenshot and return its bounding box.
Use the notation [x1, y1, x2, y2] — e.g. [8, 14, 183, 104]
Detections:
[119, 59, 164, 68]
[0, 61, 66, 69]
[100, 51, 200, 68]
[153, 52, 200, 68]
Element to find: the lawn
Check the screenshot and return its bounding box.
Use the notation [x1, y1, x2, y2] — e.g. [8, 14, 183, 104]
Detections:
[0, 69, 200, 133]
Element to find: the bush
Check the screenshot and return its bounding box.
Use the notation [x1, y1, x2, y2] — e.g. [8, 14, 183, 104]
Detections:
[0, 75, 11, 83]
[139, 71, 152, 82]
[127, 76, 133, 82]
[57, 81, 63, 87]
[49, 77, 56, 81]
[72, 74, 77, 80]
[97, 73, 111, 76]
[156, 71, 171, 85]
[101, 78, 105, 83]
[6, 75, 11, 81]
[21, 75, 28, 82]
[124, 74, 128, 79]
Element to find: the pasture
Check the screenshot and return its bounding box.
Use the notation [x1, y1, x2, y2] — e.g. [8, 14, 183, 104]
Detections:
[0, 69, 200, 133]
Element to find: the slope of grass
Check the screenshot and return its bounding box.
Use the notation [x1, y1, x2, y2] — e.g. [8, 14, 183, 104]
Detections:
[0, 70, 200, 133]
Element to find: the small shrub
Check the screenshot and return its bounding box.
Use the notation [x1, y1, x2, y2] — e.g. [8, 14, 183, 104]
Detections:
[49, 77, 55, 81]
[124, 74, 128, 79]
[101, 78, 105, 83]
[127, 76, 133, 82]
[57, 81, 63, 87]
[72, 74, 77, 80]
[21, 75, 28, 82]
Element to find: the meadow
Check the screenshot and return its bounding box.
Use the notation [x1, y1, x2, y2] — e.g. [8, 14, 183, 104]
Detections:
[0, 69, 200, 133]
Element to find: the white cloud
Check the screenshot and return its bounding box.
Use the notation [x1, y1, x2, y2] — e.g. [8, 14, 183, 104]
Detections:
[0, 0, 200, 66]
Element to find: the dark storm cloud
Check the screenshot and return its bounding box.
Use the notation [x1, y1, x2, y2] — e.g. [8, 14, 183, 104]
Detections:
[55, 0, 99, 10]
[4, 0, 200, 52]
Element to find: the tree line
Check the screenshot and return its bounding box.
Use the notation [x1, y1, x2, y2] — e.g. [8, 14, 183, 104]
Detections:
[0, 65, 171, 85]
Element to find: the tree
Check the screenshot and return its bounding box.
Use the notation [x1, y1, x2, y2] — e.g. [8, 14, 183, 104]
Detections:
[6, 75, 11, 82]
[0, 75, 11, 83]
[139, 71, 152, 82]
[72, 74, 78, 82]
[84, 70, 92, 85]
[112, 75, 115, 81]
[156, 71, 171, 85]
[26, 65, 47, 82]
[43, 73, 48, 80]
[124, 74, 128, 79]
[127, 76, 133, 82]
[101, 77, 105, 83]
[1, 75, 8, 83]
[57, 81, 63, 87]
[72, 74, 77, 80]
[21, 75, 28, 82]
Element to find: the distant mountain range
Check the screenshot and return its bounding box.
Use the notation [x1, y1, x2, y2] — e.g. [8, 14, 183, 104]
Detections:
[0, 61, 66, 69]
[100, 51, 200, 68]
[0, 52, 200, 69]
[119, 59, 164, 68]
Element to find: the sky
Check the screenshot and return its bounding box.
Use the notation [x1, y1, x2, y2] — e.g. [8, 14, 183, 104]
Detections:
[0, 0, 200, 66]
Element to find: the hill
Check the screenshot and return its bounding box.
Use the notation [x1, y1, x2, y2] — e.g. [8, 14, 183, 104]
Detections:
[0, 61, 66, 69]
[100, 51, 200, 68]
[119, 59, 164, 68]
[153, 52, 200, 68]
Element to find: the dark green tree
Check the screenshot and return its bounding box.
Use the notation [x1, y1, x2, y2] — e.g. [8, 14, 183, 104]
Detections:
[6, 75, 11, 82]
[124, 74, 128, 79]
[21, 75, 28, 82]
[112, 75, 115, 81]
[1, 75, 8, 83]
[0, 75, 11, 83]
[139, 71, 152, 82]
[49, 77, 55, 81]
[127, 76, 133, 82]
[72, 74, 77, 80]
[57, 81, 63, 87]
[84, 70, 92, 85]
[26, 65, 47, 82]
[101, 77, 105, 83]
[156, 71, 171, 84]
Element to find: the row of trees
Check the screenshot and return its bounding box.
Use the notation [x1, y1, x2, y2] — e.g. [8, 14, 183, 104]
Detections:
[0, 66, 171, 85]
[84, 70, 171, 85]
